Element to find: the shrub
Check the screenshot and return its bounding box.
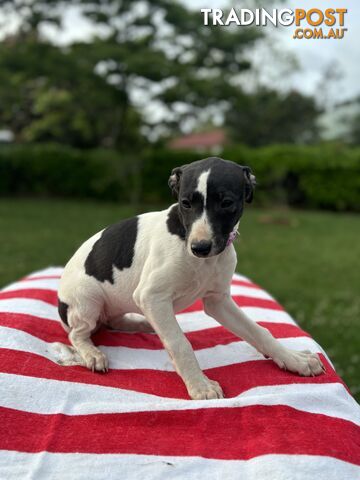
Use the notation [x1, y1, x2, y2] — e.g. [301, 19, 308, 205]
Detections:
[222, 144, 360, 211]
[0, 144, 133, 201]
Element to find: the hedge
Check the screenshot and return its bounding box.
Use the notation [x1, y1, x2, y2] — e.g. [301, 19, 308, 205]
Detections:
[0, 143, 359, 211]
[222, 144, 360, 211]
[0, 144, 134, 201]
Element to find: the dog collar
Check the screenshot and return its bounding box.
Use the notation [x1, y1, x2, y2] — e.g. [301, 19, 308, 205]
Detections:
[226, 227, 238, 247]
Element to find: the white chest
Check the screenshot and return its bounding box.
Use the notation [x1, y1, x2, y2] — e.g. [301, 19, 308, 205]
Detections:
[171, 256, 226, 313]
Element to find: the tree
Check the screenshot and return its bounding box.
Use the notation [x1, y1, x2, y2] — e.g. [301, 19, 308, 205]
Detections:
[348, 115, 360, 145]
[0, 0, 264, 146]
[0, 0, 63, 37]
[342, 97, 360, 145]
[59, 0, 263, 139]
[226, 89, 321, 146]
[0, 35, 144, 147]
[0, 0, 321, 148]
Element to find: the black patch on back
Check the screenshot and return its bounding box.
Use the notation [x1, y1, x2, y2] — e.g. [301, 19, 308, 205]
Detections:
[166, 205, 186, 240]
[85, 216, 138, 283]
[58, 300, 69, 326]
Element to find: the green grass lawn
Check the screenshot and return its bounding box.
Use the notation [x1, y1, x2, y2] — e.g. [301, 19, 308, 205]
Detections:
[0, 198, 359, 401]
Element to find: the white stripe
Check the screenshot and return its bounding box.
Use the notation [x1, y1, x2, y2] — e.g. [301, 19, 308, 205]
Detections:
[22, 266, 64, 279]
[177, 309, 297, 333]
[0, 298, 59, 320]
[196, 169, 210, 204]
[0, 372, 164, 414]
[230, 284, 274, 300]
[0, 451, 358, 480]
[1, 372, 359, 426]
[2, 278, 60, 292]
[239, 307, 296, 325]
[0, 326, 326, 372]
[233, 272, 253, 282]
[177, 311, 222, 331]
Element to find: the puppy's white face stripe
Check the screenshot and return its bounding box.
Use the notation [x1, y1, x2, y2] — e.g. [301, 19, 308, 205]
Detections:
[188, 169, 213, 254]
[196, 169, 211, 207]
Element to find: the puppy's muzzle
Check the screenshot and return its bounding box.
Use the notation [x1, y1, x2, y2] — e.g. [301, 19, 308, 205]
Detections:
[191, 240, 212, 257]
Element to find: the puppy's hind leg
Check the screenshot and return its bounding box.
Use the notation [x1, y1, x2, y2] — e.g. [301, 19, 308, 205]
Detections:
[64, 302, 108, 372]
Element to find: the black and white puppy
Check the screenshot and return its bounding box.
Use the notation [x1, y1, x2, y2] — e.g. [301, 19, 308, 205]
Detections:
[58, 157, 324, 400]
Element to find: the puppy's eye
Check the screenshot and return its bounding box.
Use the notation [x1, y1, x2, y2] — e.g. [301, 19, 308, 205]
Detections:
[181, 199, 192, 209]
[221, 199, 234, 208]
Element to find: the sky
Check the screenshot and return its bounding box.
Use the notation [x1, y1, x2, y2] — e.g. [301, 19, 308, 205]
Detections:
[188, 0, 359, 107]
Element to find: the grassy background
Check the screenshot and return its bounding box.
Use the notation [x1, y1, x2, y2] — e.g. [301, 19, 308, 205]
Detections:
[0, 198, 359, 401]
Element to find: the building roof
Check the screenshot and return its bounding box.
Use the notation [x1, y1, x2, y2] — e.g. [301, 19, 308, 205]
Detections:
[169, 129, 226, 150]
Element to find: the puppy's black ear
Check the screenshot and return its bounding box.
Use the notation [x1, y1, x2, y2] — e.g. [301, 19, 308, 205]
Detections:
[168, 166, 185, 199]
[242, 166, 256, 203]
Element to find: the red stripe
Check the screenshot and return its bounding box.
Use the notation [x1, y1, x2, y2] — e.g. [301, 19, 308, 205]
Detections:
[0, 289, 58, 305]
[1, 404, 359, 463]
[181, 296, 283, 313]
[0, 313, 69, 343]
[0, 312, 309, 350]
[92, 322, 309, 350]
[231, 278, 261, 289]
[0, 289, 283, 312]
[233, 295, 283, 310]
[181, 298, 204, 312]
[0, 348, 337, 399]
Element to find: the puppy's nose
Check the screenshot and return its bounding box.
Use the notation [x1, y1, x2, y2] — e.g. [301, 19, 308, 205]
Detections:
[191, 240, 212, 257]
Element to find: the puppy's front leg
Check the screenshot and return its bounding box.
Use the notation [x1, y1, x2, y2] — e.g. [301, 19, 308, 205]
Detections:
[204, 294, 325, 377]
[134, 292, 223, 400]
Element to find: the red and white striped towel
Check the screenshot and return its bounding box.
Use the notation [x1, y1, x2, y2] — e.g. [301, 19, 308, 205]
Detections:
[0, 267, 359, 479]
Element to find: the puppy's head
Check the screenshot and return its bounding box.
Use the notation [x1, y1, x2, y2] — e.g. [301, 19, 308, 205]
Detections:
[168, 157, 255, 258]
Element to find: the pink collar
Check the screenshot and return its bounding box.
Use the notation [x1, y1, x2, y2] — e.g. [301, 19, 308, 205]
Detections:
[226, 227, 238, 247]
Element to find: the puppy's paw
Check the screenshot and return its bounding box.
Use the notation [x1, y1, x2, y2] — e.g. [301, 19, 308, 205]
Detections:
[188, 377, 224, 400]
[81, 348, 109, 373]
[273, 349, 325, 377]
